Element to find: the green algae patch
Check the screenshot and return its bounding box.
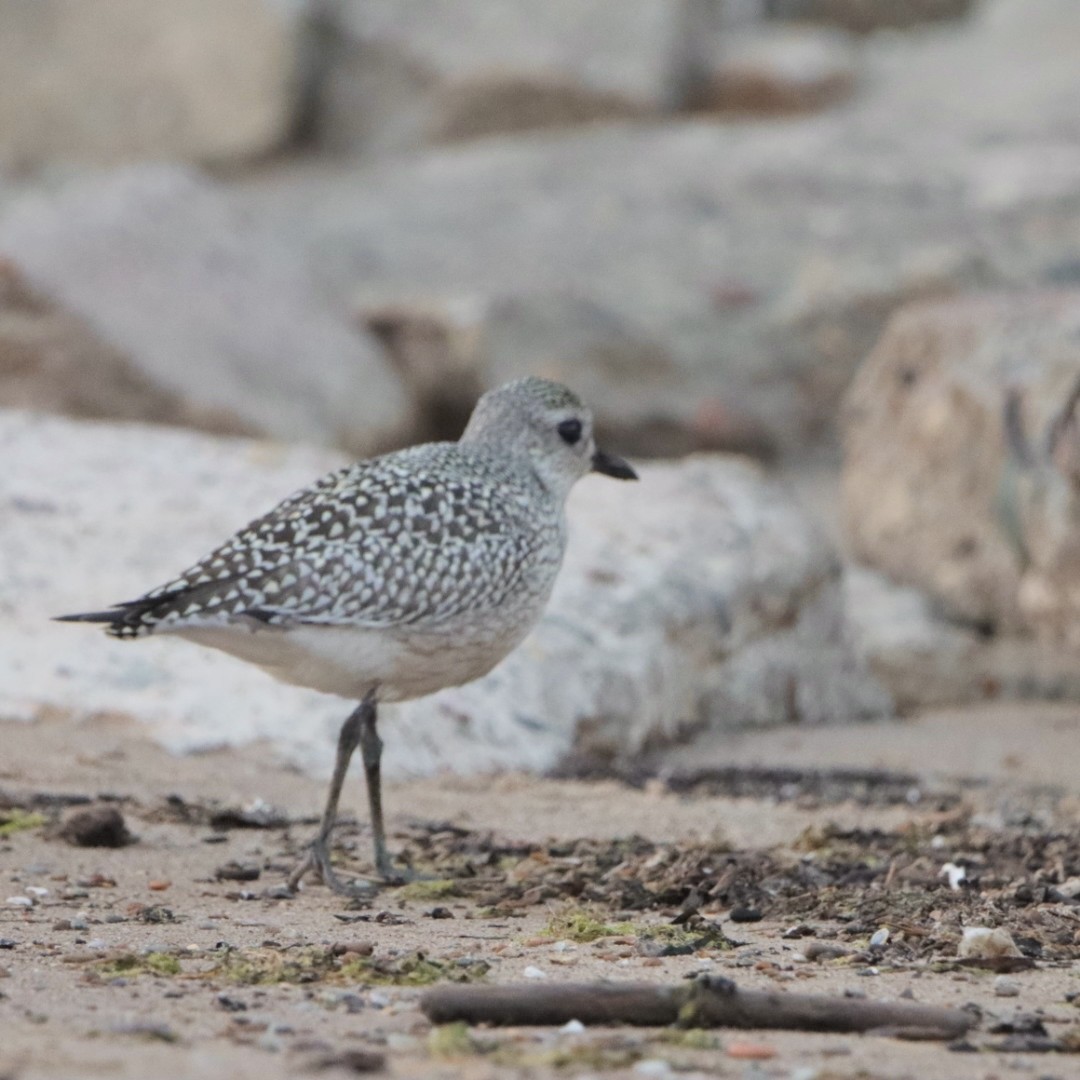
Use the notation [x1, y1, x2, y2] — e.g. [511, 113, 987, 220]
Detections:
[96, 951, 182, 979]
[541, 908, 636, 943]
[396, 878, 461, 902]
[490, 1040, 642, 1072]
[342, 950, 490, 987]
[210, 946, 341, 986]
[636, 921, 735, 954]
[428, 1022, 480, 1059]
[0, 809, 46, 836]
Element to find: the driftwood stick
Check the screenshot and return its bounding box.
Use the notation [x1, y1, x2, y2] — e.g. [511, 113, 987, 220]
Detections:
[421, 976, 973, 1039]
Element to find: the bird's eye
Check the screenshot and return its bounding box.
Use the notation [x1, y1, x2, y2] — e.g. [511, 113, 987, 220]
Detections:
[557, 418, 583, 446]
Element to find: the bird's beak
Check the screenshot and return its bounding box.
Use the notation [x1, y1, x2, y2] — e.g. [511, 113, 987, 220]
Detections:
[591, 448, 638, 480]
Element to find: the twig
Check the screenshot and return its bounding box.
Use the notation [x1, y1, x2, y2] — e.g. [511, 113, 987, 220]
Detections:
[421, 975, 973, 1039]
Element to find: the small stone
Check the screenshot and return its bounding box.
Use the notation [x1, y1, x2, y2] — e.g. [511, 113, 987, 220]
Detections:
[58, 805, 133, 848]
[214, 861, 261, 882]
[426, 906, 454, 919]
[6, 896, 32, 908]
[729, 907, 763, 923]
[957, 927, 1023, 960]
[559, 1019, 585, 1034]
[311, 1049, 386, 1073]
[634, 1060, 672, 1078]
[726, 1040, 776, 1060]
[803, 942, 850, 962]
[522, 965, 546, 979]
[869, 928, 890, 949]
[994, 976, 1022, 997]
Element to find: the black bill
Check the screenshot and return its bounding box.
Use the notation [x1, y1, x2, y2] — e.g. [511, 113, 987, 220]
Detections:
[591, 448, 638, 480]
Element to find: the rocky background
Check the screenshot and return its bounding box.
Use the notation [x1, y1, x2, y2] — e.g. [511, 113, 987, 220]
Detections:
[3, 0, 1080, 778]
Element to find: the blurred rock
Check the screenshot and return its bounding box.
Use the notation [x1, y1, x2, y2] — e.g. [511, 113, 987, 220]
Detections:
[843, 565, 1080, 709]
[237, 123, 984, 457]
[691, 24, 858, 114]
[236, 0, 1080, 457]
[4, 410, 890, 778]
[842, 291, 1080, 640]
[0, 261, 253, 435]
[0, 0, 299, 168]
[311, 0, 688, 155]
[0, 167, 414, 455]
[361, 292, 778, 458]
[766, 0, 975, 33]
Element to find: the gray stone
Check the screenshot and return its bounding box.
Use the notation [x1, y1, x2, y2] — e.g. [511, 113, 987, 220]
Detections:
[0, 263, 252, 436]
[842, 292, 1080, 640]
[3, 409, 890, 778]
[0, 0, 300, 168]
[311, 0, 690, 155]
[0, 166, 414, 455]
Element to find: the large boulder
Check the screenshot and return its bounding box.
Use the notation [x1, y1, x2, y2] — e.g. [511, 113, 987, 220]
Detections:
[0, 167, 414, 455]
[0, 0, 299, 168]
[310, 0, 694, 155]
[3, 409, 890, 779]
[842, 291, 1080, 642]
[233, 0, 1080, 458]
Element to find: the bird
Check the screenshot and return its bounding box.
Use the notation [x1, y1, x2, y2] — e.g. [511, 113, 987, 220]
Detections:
[57, 377, 637, 895]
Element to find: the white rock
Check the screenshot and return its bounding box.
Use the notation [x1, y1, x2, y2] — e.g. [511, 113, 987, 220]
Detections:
[522, 966, 547, 980]
[559, 1019, 586, 1035]
[957, 927, 1022, 960]
[5, 896, 32, 908]
[993, 975, 1021, 997]
[3, 410, 889, 778]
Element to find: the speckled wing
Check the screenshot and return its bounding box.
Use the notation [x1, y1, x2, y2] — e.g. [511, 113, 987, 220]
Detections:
[70, 444, 560, 638]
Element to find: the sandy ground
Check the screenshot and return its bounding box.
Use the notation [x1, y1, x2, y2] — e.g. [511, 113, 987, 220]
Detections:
[3, 705, 1080, 1080]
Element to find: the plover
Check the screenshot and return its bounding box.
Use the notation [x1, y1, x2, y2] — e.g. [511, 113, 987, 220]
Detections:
[58, 377, 637, 895]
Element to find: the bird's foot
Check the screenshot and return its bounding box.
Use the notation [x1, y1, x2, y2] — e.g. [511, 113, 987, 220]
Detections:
[374, 854, 434, 887]
[287, 841, 379, 899]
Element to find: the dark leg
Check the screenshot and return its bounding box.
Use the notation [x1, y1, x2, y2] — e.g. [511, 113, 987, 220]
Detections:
[358, 699, 402, 881]
[287, 691, 378, 897]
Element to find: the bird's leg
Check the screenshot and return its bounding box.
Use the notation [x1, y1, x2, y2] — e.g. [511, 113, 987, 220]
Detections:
[287, 692, 377, 897]
[357, 699, 412, 883]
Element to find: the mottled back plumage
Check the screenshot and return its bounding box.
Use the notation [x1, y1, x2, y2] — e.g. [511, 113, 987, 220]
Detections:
[96, 442, 560, 638]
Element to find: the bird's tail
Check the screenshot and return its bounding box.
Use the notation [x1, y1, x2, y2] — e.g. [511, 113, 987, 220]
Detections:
[53, 610, 123, 624]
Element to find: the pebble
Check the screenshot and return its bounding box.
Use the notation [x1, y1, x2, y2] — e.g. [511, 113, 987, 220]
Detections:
[58, 806, 132, 848]
[957, 927, 1023, 960]
[729, 907, 763, 923]
[869, 928, 890, 949]
[6, 896, 32, 908]
[24, 886, 48, 898]
[725, 1040, 776, 1060]
[633, 1060, 673, 1078]
[994, 976, 1022, 997]
[559, 1019, 585, 1035]
[523, 965, 547, 979]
